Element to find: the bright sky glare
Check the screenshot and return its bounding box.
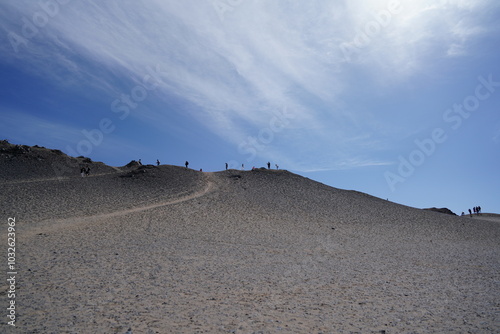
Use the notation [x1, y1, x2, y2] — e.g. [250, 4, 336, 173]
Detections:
[1, 0, 499, 214]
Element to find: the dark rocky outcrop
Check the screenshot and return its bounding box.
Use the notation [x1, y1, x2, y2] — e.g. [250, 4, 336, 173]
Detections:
[424, 207, 457, 215]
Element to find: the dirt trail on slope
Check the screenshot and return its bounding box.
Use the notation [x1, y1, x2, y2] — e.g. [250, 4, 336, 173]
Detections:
[23, 173, 217, 238]
[94, 173, 216, 220]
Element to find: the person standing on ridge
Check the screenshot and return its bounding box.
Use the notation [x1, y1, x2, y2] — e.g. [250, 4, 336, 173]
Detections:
[225, 162, 228, 170]
[185, 161, 189, 168]
[267, 162, 271, 169]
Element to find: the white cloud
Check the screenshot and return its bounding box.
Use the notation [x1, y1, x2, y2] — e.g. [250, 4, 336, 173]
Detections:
[0, 108, 145, 160]
[0, 110, 79, 146]
[0, 0, 496, 170]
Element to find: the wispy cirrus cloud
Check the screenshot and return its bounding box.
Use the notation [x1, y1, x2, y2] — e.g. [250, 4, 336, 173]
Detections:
[0, 109, 146, 162]
[0, 110, 80, 146]
[0, 0, 496, 170]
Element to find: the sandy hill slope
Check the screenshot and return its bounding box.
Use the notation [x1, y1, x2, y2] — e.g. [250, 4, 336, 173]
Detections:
[466, 213, 500, 224]
[1, 143, 499, 333]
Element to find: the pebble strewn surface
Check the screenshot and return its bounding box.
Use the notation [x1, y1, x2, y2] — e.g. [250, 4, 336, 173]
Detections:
[1, 153, 499, 333]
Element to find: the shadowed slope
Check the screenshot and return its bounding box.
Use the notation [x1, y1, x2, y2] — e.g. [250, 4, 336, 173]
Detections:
[0, 140, 117, 181]
[1, 164, 206, 225]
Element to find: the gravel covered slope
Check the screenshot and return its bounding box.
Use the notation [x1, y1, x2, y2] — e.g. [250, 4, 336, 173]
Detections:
[1, 152, 499, 333]
[1, 164, 205, 225]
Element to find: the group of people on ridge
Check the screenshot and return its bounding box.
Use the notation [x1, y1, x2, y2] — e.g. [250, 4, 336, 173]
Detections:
[81, 158, 280, 176]
[224, 162, 279, 171]
[464, 206, 482, 217]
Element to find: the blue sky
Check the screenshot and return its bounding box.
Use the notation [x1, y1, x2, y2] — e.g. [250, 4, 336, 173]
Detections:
[1, 0, 499, 214]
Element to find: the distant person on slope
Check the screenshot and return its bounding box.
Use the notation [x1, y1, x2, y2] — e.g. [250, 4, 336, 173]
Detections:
[157, 159, 160, 166]
[185, 161, 189, 168]
[267, 162, 271, 169]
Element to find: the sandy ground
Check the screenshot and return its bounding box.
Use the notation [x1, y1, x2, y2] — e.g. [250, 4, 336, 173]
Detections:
[465, 213, 500, 224]
[1, 148, 499, 333]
